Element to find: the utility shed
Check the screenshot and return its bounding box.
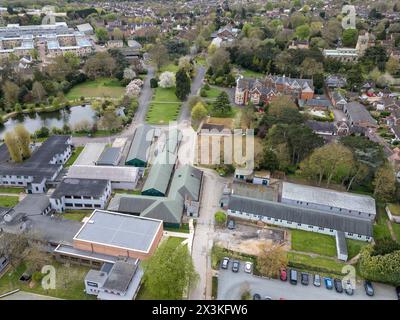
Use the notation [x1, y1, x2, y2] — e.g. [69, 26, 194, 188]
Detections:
[125, 125, 154, 167]
[96, 147, 122, 166]
[336, 231, 348, 261]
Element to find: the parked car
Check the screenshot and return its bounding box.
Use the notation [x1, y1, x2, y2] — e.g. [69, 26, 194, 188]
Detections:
[280, 268, 287, 281]
[264, 296, 272, 300]
[334, 279, 343, 293]
[253, 293, 261, 300]
[227, 220, 236, 230]
[289, 269, 298, 285]
[344, 280, 354, 296]
[244, 261, 253, 273]
[232, 260, 240, 273]
[396, 286, 400, 300]
[364, 281, 374, 296]
[221, 257, 229, 269]
[0, 256, 9, 274]
[301, 272, 309, 285]
[313, 274, 321, 287]
[324, 277, 333, 290]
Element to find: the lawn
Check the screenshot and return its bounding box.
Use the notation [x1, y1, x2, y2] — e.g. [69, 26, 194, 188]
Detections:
[287, 252, 347, 276]
[0, 260, 95, 300]
[146, 87, 181, 124]
[373, 205, 392, 241]
[203, 87, 223, 100]
[290, 229, 337, 257]
[392, 223, 400, 242]
[64, 146, 84, 167]
[62, 210, 91, 222]
[164, 223, 190, 234]
[160, 63, 179, 74]
[234, 66, 264, 78]
[0, 195, 19, 207]
[113, 189, 142, 195]
[65, 78, 125, 100]
[347, 239, 368, 260]
[0, 187, 24, 194]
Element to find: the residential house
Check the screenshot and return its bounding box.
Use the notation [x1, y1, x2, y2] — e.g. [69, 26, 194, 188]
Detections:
[343, 102, 378, 129]
[325, 75, 347, 89]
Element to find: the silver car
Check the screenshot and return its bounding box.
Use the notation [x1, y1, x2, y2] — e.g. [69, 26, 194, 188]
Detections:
[313, 274, 321, 287]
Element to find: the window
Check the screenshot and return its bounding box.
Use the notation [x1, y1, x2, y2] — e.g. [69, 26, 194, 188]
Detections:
[94, 204, 101, 208]
[329, 229, 334, 233]
[348, 233, 353, 236]
[84, 204, 92, 208]
[297, 223, 301, 226]
[75, 203, 83, 207]
[308, 225, 313, 229]
[358, 235, 362, 238]
[65, 196, 72, 199]
[66, 203, 73, 207]
[319, 227, 324, 230]
[83, 196, 91, 200]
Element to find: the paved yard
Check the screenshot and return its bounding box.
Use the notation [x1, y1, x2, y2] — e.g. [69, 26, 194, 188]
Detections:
[217, 266, 397, 300]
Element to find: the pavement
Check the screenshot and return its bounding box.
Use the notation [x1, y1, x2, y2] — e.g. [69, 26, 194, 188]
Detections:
[189, 169, 227, 300]
[217, 266, 398, 300]
[0, 291, 61, 300]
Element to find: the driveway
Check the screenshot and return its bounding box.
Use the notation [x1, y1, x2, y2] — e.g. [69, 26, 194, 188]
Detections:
[179, 66, 206, 122]
[0, 291, 61, 300]
[189, 169, 227, 300]
[217, 267, 397, 300]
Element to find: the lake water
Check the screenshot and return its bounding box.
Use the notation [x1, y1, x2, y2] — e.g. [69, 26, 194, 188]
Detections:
[0, 105, 98, 139]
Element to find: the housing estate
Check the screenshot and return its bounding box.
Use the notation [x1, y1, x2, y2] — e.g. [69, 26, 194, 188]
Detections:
[235, 75, 314, 105]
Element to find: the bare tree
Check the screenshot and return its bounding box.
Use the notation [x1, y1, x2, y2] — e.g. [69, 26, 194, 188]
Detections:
[257, 243, 288, 278]
[0, 233, 29, 268]
[4, 131, 22, 163]
[14, 124, 31, 159]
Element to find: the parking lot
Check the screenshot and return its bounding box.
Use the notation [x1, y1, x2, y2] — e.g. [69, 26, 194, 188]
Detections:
[217, 262, 398, 300]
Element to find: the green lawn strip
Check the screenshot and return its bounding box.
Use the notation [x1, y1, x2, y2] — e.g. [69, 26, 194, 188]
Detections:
[159, 63, 179, 74]
[72, 130, 119, 137]
[390, 222, 400, 243]
[64, 146, 84, 167]
[287, 252, 347, 277]
[347, 239, 369, 260]
[212, 276, 218, 299]
[66, 78, 125, 100]
[373, 205, 392, 240]
[291, 230, 337, 257]
[146, 102, 181, 124]
[62, 210, 91, 222]
[0, 187, 24, 194]
[113, 189, 142, 195]
[387, 203, 400, 216]
[0, 195, 19, 207]
[153, 87, 180, 102]
[234, 66, 264, 78]
[204, 87, 222, 99]
[0, 260, 95, 300]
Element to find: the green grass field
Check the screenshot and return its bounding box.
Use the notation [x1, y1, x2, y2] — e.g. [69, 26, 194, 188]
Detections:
[0, 260, 94, 300]
[347, 239, 368, 260]
[62, 210, 91, 222]
[146, 87, 181, 124]
[287, 252, 346, 276]
[203, 87, 223, 100]
[0, 195, 19, 207]
[64, 146, 84, 167]
[0, 187, 24, 194]
[392, 223, 400, 242]
[159, 63, 179, 74]
[374, 205, 392, 241]
[291, 229, 337, 257]
[66, 78, 125, 100]
[235, 67, 264, 78]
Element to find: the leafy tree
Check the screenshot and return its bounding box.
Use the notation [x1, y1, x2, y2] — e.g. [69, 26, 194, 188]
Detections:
[98, 106, 122, 132]
[259, 149, 279, 172]
[175, 69, 191, 101]
[4, 131, 22, 163]
[342, 28, 359, 47]
[112, 27, 123, 40]
[295, 24, 310, 40]
[158, 71, 176, 88]
[212, 91, 231, 116]
[214, 211, 227, 225]
[84, 52, 116, 79]
[386, 57, 400, 75]
[300, 58, 323, 77]
[2, 80, 19, 107]
[142, 239, 198, 299]
[373, 164, 396, 201]
[372, 239, 400, 256]
[208, 48, 230, 73]
[32, 81, 46, 103]
[0, 233, 28, 268]
[191, 101, 208, 122]
[14, 124, 31, 159]
[257, 243, 288, 278]
[95, 27, 109, 43]
[150, 78, 158, 88]
[361, 45, 388, 72]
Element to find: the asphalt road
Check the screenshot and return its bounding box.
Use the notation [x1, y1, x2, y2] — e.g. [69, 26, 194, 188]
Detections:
[217, 266, 398, 300]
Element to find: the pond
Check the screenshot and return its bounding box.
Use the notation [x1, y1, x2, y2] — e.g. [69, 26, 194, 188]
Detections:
[0, 105, 124, 139]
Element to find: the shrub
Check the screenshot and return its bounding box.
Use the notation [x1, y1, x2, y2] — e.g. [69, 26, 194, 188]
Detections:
[35, 127, 50, 138]
[203, 83, 210, 90]
[150, 78, 159, 88]
[200, 89, 208, 97]
[214, 211, 227, 225]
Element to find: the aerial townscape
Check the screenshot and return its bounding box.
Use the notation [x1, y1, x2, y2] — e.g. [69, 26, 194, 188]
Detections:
[0, 0, 400, 305]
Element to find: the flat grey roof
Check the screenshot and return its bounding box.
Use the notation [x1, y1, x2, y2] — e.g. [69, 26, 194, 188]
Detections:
[67, 165, 139, 184]
[336, 231, 348, 256]
[96, 147, 121, 166]
[282, 182, 376, 215]
[54, 244, 118, 263]
[74, 143, 106, 166]
[102, 259, 138, 293]
[51, 178, 109, 199]
[73, 210, 162, 252]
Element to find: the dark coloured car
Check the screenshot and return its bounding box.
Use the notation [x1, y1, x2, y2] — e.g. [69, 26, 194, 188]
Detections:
[253, 293, 261, 300]
[289, 269, 298, 285]
[221, 257, 229, 269]
[334, 279, 343, 293]
[227, 220, 236, 230]
[280, 268, 287, 281]
[324, 277, 333, 290]
[232, 260, 240, 273]
[364, 281, 374, 296]
[344, 280, 354, 296]
[396, 286, 400, 300]
[301, 272, 309, 286]
[313, 274, 321, 287]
